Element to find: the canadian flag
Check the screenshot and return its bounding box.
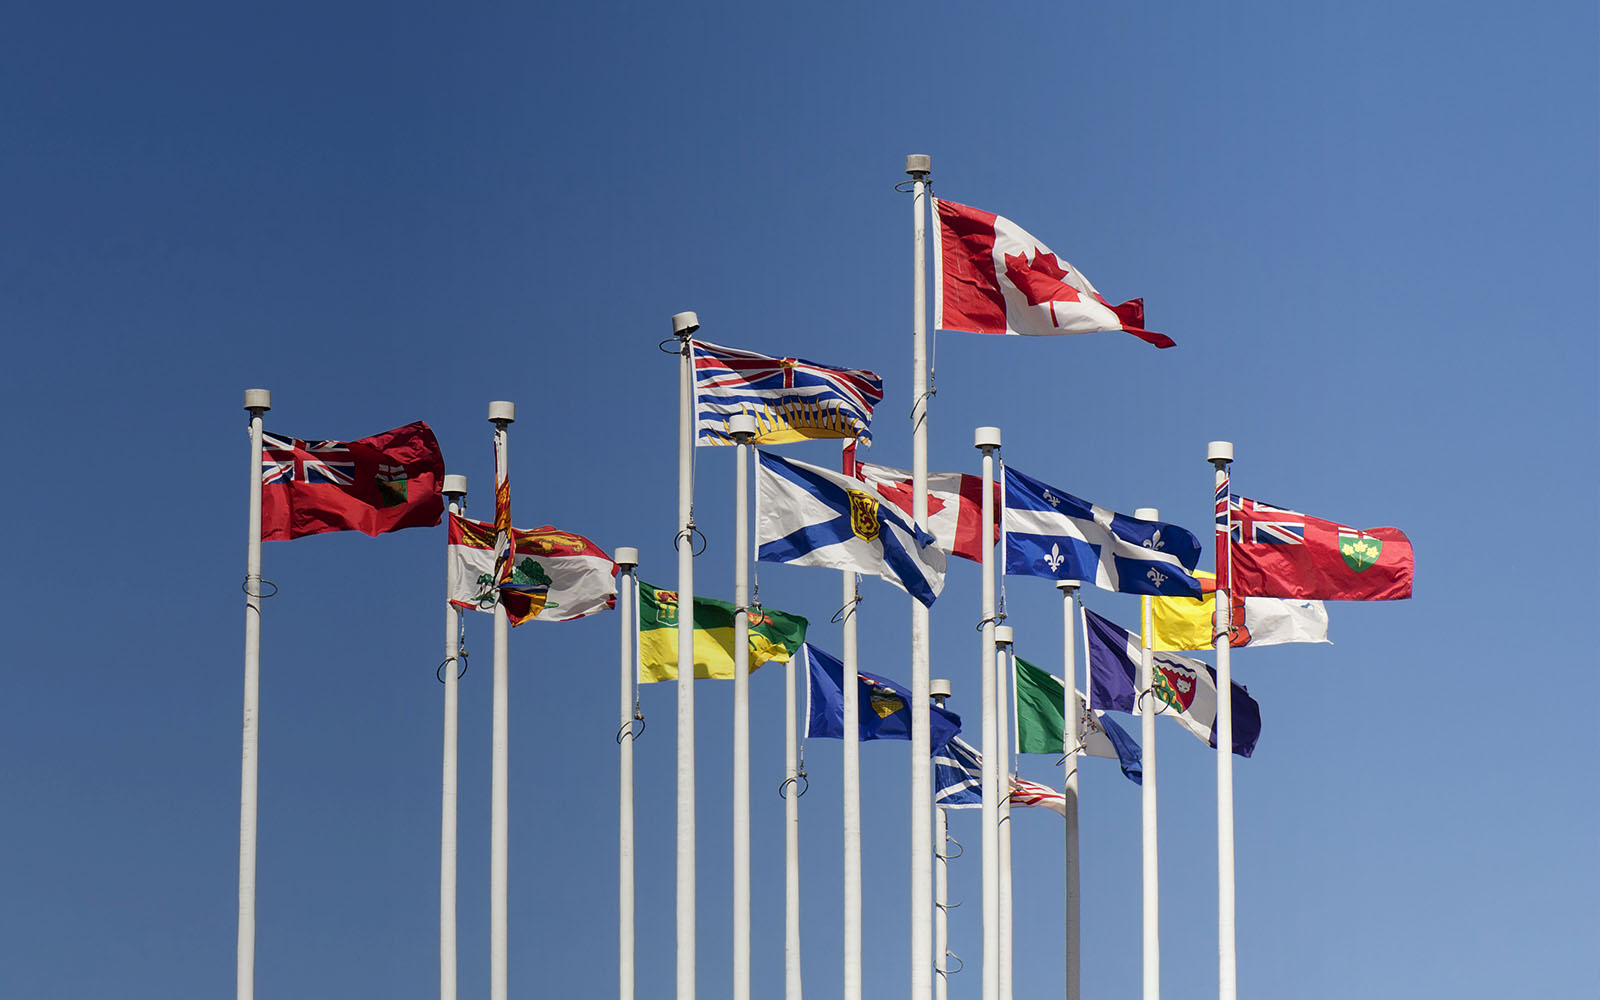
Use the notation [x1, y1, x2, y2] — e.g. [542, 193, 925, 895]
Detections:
[935, 198, 1174, 349]
[844, 443, 998, 564]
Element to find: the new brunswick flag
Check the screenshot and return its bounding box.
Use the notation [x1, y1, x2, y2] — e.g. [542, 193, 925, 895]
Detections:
[637, 581, 808, 683]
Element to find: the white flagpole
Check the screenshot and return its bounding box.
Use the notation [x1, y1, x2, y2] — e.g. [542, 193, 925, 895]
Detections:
[488, 401, 516, 1000]
[784, 622, 803, 999]
[1207, 441, 1238, 1000]
[671, 311, 700, 1000]
[441, 474, 468, 1000]
[1056, 581, 1082, 1000]
[615, 547, 640, 1000]
[1134, 506, 1161, 1000]
[994, 625, 1015, 1000]
[906, 152, 935, 1000]
[730, 414, 757, 1000]
[931, 678, 953, 1000]
[842, 569, 861, 1000]
[975, 426, 1002, 1000]
[237, 387, 270, 1000]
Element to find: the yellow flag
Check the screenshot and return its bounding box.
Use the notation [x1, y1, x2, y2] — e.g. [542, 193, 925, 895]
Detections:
[1149, 570, 1224, 651]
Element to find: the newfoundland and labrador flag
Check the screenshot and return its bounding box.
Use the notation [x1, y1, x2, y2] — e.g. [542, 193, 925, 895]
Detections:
[1013, 655, 1142, 784]
[934, 198, 1174, 349]
[757, 451, 946, 606]
[636, 581, 808, 683]
[693, 340, 884, 446]
[261, 421, 444, 540]
[1004, 466, 1203, 598]
[447, 513, 617, 624]
[933, 737, 983, 809]
[1084, 608, 1261, 758]
[1228, 496, 1413, 601]
[802, 643, 962, 751]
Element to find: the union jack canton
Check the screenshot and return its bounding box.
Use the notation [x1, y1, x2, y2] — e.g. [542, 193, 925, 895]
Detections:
[692, 340, 883, 446]
[262, 432, 355, 487]
[1230, 496, 1306, 545]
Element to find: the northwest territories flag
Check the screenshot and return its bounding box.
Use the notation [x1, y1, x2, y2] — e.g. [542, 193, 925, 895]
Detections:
[1004, 466, 1203, 598]
[1083, 608, 1261, 758]
[933, 737, 983, 809]
[693, 340, 884, 446]
[802, 643, 962, 751]
[757, 451, 946, 606]
[1013, 655, 1142, 784]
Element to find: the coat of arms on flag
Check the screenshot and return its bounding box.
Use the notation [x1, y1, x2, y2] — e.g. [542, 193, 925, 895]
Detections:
[693, 340, 883, 446]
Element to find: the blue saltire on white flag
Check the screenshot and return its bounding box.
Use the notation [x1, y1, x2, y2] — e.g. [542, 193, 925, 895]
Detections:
[756, 450, 946, 606]
[933, 736, 983, 809]
[1004, 465, 1204, 598]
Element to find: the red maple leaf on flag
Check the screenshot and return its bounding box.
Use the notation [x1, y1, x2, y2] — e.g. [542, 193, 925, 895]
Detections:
[1003, 248, 1082, 326]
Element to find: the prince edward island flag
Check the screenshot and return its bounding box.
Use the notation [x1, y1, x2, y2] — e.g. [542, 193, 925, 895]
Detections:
[756, 451, 946, 606]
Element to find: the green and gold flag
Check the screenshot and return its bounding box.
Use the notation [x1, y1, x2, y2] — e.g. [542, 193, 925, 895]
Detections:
[637, 581, 808, 683]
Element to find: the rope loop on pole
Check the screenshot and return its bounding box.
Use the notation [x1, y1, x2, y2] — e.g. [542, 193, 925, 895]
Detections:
[940, 952, 964, 976]
[973, 612, 1006, 633]
[436, 651, 469, 684]
[943, 830, 965, 860]
[829, 592, 862, 625]
[241, 575, 278, 599]
[778, 773, 809, 799]
[673, 522, 707, 557]
[657, 337, 682, 355]
[616, 716, 646, 744]
[1137, 686, 1173, 717]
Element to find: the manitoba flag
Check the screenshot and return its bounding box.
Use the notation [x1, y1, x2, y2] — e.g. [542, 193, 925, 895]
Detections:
[1229, 496, 1413, 602]
[261, 421, 444, 540]
[935, 198, 1173, 348]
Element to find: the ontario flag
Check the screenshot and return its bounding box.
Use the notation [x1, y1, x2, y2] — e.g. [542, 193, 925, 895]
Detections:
[1228, 496, 1413, 601]
[934, 198, 1173, 349]
[261, 421, 444, 540]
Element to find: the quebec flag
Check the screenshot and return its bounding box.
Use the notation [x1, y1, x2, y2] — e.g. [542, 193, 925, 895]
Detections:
[756, 451, 947, 606]
[1004, 466, 1203, 598]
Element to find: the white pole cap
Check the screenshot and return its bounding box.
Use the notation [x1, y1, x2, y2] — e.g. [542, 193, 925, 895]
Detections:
[672, 311, 700, 336]
[487, 400, 516, 424]
[1055, 579, 1081, 592]
[930, 678, 952, 699]
[442, 474, 468, 497]
[1134, 507, 1160, 521]
[905, 154, 931, 176]
[974, 426, 1002, 450]
[614, 546, 639, 568]
[729, 414, 758, 440]
[1208, 440, 1234, 464]
[243, 388, 272, 411]
[994, 625, 1014, 645]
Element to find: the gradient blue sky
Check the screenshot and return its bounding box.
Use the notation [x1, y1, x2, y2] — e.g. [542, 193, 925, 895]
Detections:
[4, 3, 1596, 998]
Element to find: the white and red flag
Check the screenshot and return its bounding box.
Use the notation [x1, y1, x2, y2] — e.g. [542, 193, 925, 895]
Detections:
[843, 443, 998, 564]
[935, 198, 1173, 349]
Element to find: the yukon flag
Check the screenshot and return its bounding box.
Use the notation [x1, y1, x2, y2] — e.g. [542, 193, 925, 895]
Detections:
[447, 513, 617, 624]
[1150, 569, 1330, 651]
[935, 198, 1174, 348]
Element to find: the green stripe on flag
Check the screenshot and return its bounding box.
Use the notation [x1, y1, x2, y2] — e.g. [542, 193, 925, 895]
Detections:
[1014, 655, 1068, 754]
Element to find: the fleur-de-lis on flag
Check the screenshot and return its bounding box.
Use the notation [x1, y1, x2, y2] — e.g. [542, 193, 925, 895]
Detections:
[1044, 543, 1065, 572]
[1146, 567, 1168, 588]
[1042, 489, 1062, 508]
[1143, 529, 1165, 551]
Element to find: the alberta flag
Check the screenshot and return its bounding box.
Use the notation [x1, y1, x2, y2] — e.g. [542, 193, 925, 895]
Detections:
[757, 451, 946, 606]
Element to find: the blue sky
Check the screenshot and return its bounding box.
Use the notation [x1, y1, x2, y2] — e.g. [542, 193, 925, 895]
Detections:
[4, 3, 1595, 998]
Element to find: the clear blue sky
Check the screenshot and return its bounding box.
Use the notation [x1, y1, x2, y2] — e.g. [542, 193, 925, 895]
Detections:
[4, 3, 1595, 998]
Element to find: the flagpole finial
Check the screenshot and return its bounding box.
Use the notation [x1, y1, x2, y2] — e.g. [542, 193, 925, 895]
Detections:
[728, 414, 758, 441]
[487, 401, 515, 425]
[671, 311, 700, 338]
[905, 154, 931, 177]
[1134, 507, 1159, 521]
[994, 625, 1014, 646]
[243, 388, 271, 412]
[974, 426, 1002, 451]
[930, 678, 951, 705]
[443, 475, 468, 498]
[1207, 441, 1234, 467]
[614, 546, 639, 569]
[1055, 580, 1080, 593]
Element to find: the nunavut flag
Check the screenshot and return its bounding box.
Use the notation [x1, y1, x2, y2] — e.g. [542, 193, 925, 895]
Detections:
[934, 199, 1173, 348]
[1228, 496, 1413, 602]
[261, 421, 444, 540]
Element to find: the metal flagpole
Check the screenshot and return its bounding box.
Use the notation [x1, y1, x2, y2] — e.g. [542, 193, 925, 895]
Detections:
[441, 474, 468, 1000]
[931, 678, 953, 1000]
[671, 311, 700, 1000]
[1134, 506, 1161, 1000]
[975, 426, 1002, 1000]
[488, 401, 516, 1000]
[994, 625, 1015, 1000]
[730, 414, 757, 1000]
[842, 567, 862, 1000]
[237, 387, 270, 1000]
[784, 616, 803, 999]
[906, 152, 935, 1000]
[1056, 581, 1082, 1000]
[1208, 441, 1237, 1000]
[616, 547, 640, 1000]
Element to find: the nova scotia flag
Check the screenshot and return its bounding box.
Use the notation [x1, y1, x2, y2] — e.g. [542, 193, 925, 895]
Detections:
[1004, 466, 1203, 597]
[757, 451, 947, 606]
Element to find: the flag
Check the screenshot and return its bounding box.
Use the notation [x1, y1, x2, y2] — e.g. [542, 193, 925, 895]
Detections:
[1150, 570, 1330, 651]
[261, 421, 444, 540]
[1012, 655, 1141, 784]
[1004, 466, 1202, 598]
[636, 581, 808, 683]
[933, 737, 983, 809]
[1083, 609, 1261, 757]
[802, 643, 962, 750]
[1009, 776, 1069, 816]
[934, 198, 1174, 349]
[447, 513, 617, 624]
[1228, 495, 1414, 601]
[845, 448, 999, 563]
[693, 340, 884, 446]
[756, 451, 946, 606]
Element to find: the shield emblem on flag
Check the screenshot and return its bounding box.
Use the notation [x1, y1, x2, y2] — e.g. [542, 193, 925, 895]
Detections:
[1339, 531, 1383, 572]
[1154, 661, 1197, 713]
[845, 488, 881, 542]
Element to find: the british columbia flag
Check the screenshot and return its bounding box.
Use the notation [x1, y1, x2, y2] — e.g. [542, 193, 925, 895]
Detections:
[262, 432, 355, 487]
[693, 339, 883, 446]
[1229, 496, 1306, 545]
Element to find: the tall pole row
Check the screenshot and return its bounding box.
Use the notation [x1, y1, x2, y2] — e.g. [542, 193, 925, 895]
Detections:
[441, 474, 468, 1000]
[672, 312, 699, 1000]
[487, 400, 516, 1000]
[975, 426, 1002, 1000]
[616, 547, 640, 1000]
[1134, 506, 1161, 1000]
[730, 414, 757, 1000]
[237, 387, 270, 1000]
[1057, 581, 1082, 1000]
[1208, 441, 1237, 1000]
[995, 626, 1015, 1000]
[842, 569, 862, 1000]
[931, 677, 953, 1000]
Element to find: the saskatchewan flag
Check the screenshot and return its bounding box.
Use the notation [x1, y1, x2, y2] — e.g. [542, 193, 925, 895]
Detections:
[637, 581, 809, 683]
